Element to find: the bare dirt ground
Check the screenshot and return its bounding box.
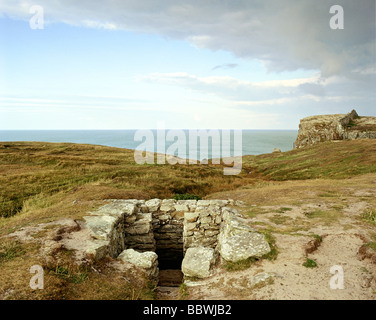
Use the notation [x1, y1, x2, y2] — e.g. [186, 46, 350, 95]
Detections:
[186, 174, 376, 300]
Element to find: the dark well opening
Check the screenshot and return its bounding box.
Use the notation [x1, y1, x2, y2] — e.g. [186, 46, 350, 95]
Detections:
[156, 249, 183, 270]
[156, 248, 184, 287]
[153, 214, 185, 287]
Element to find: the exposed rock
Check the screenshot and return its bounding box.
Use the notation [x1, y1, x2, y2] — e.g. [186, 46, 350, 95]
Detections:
[85, 239, 110, 260]
[184, 211, 199, 222]
[197, 200, 211, 206]
[252, 272, 275, 285]
[272, 148, 281, 153]
[218, 209, 270, 262]
[83, 215, 118, 240]
[145, 199, 161, 212]
[219, 232, 270, 262]
[118, 248, 159, 284]
[89, 202, 137, 217]
[174, 204, 189, 212]
[220, 211, 256, 236]
[294, 109, 376, 148]
[181, 246, 217, 278]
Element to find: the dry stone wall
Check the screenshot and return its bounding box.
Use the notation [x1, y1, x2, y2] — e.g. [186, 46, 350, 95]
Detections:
[83, 198, 270, 281]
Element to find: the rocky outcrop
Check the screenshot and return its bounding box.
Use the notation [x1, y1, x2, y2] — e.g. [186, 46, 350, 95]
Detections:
[294, 109, 376, 148]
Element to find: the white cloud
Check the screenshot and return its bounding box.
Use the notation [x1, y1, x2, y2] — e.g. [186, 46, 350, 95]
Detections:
[1, 0, 375, 128]
[142, 72, 325, 103]
[1, 0, 374, 79]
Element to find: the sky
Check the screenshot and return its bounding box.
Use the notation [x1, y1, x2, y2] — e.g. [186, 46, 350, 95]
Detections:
[0, 0, 375, 130]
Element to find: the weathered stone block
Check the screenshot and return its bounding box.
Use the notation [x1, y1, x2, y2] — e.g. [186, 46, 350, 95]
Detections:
[209, 200, 229, 207]
[84, 215, 117, 240]
[145, 199, 161, 212]
[159, 214, 170, 221]
[184, 222, 197, 232]
[184, 211, 199, 222]
[85, 239, 109, 259]
[125, 224, 151, 235]
[200, 216, 212, 224]
[197, 200, 211, 206]
[174, 204, 189, 212]
[118, 249, 159, 283]
[205, 229, 220, 237]
[125, 215, 137, 224]
[89, 202, 137, 218]
[182, 247, 216, 278]
[201, 223, 211, 229]
[219, 232, 270, 262]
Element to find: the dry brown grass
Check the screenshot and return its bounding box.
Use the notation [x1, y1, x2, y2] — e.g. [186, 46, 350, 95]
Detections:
[0, 238, 155, 300]
[208, 173, 376, 206]
[0, 142, 254, 219]
[1, 139, 375, 300]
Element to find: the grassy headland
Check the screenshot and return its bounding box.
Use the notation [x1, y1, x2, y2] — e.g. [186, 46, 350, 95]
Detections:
[0, 139, 375, 223]
[0, 139, 375, 300]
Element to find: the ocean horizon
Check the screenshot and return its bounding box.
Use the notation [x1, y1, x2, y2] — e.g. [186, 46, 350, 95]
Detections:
[0, 130, 298, 160]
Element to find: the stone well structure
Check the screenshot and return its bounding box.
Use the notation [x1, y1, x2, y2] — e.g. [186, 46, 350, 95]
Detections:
[83, 199, 270, 284]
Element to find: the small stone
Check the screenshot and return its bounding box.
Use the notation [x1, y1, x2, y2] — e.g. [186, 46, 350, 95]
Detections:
[197, 200, 211, 207]
[209, 200, 228, 207]
[125, 223, 150, 235]
[145, 199, 161, 212]
[125, 215, 137, 224]
[205, 229, 220, 237]
[159, 214, 170, 221]
[174, 204, 189, 212]
[185, 222, 197, 232]
[200, 216, 212, 224]
[140, 205, 149, 213]
[183, 230, 194, 237]
[184, 211, 199, 222]
[196, 207, 210, 217]
[253, 272, 275, 285]
[160, 204, 176, 213]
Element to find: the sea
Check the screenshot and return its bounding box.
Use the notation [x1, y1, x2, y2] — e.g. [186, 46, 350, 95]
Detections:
[0, 130, 298, 160]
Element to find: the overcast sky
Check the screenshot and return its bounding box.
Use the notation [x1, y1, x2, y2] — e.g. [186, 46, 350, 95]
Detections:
[0, 0, 375, 129]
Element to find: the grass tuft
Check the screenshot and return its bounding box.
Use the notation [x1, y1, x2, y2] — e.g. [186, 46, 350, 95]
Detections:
[302, 258, 317, 268]
[224, 257, 256, 272]
[362, 209, 376, 225]
[260, 230, 279, 261]
[0, 240, 25, 262]
[173, 193, 202, 201]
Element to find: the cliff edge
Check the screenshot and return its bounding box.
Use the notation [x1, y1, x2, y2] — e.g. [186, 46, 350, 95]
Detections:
[294, 109, 376, 148]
